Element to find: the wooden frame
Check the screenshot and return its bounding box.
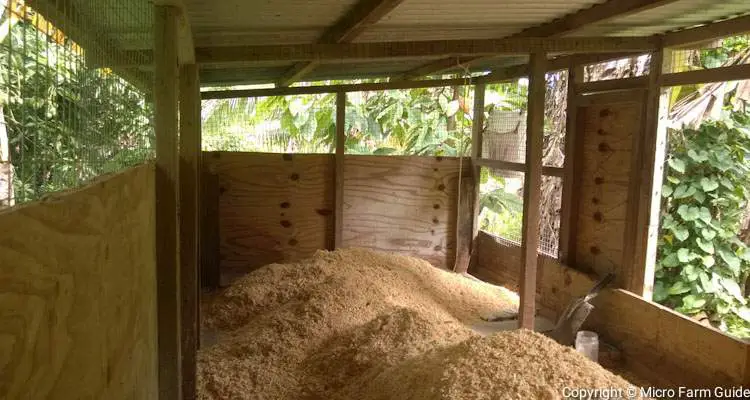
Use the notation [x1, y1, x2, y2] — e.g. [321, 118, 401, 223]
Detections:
[194, 36, 659, 64]
[663, 14, 750, 48]
[575, 76, 648, 93]
[558, 62, 583, 265]
[334, 92, 346, 248]
[661, 63, 750, 87]
[518, 52, 547, 329]
[474, 158, 563, 178]
[154, 5, 181, 399]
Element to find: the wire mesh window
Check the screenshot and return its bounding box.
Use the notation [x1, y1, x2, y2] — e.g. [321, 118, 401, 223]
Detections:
[583, 54, 651, 82]
[344, 87, 473, 156]
[202, 94, 337, 153]
[544, 70, 567, 168]
[0, 1, 154, 207]
[481, 80, 527, 162]
[478, 167, 561, 256]
[666, 34, 750, 74]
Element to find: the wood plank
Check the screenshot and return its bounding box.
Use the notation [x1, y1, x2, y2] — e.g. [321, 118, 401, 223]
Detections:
[204, 152, 334, 283]
[575, 76, 648, 93]
[200, 167, 220, 289]
[559, 63, 583, 264]
[660, 63, 750, 87]
[342, 155, 463, 269]
[475, 158, 563, 177]
[194, 36, 660, 64]
[399, 0, 676, 79]
[334, 93, 346, 248]
[278, 0, 406, 86]
[518, 52, 546, 330]
[471, 232, 749, 388]
[630, 50, 668, 299]
[178, 63, 199, 400]
[662, 14, 750, 48]
[154, 5, 181, 399]
[0, 165, 158, 399]
[453, 169, 475, 273]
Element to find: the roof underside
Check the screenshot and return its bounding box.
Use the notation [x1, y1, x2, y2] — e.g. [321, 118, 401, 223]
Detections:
[44, 0, 750, 87]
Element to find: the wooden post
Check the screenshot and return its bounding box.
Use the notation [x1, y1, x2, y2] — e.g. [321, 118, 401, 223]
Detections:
[519, 52, 546, 330]
[559, 62, 584, 265]
[334, 92, 346, 249]
[471, 83, 485, 239]
[154, 5, 181, 399]
[459, 83, 485, 273]
[178, 63, 200, 400]
[200, 167, 221, 289]
[630, 47, 668, 298]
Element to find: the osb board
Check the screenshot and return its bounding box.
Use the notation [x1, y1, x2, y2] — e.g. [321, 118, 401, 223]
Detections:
[342, 155, 464, 269]
[0, 164, 158, 399]
[575, 102, 641, 281]
[470, 232, 749, 388]
[203, 152, 334, 280]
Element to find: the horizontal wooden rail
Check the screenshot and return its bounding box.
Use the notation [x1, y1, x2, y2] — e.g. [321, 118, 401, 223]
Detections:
[475, 158, 563, 177]
[660, 63, 750, 87]
[575, 76, 649, 93]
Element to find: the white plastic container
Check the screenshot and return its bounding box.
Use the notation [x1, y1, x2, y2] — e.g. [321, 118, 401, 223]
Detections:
[575, 330, 599, 363]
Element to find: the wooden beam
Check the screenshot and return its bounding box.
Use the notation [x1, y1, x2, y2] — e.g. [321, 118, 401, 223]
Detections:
[278, 0, 406, 86]
[475, 158, 563, 177]
[400, 0, 677, 78]
[334, 93, 346, 249]
[469, 84, 486, 271]
[630, 49, 668, 299]
[151, 1, 195, 64]
[663, 14, 750, 48]
[194, 36, 659, 64]
[178, 63, 200, 400]
[575, 75, 649, 93]
[154, 5, 181, 400]
[559, 62, 583, 264]
[454, 169, 475, 274]
[518, 52, 546, 330]
[660, 63, 750, 86]
[200, 167, 221, 290]
[395, 56, 479, 80]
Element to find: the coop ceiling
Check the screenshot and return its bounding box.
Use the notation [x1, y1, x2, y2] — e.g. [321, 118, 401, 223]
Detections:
[36, 0, 750, 87]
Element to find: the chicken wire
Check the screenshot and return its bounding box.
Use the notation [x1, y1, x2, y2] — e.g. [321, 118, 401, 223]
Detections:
[666, 34, 750, 74]
[481, 80, 527, 167]
[478, 167, 561, 257]
[0, 0, 154, 207]
[344, 86, 473, 156]
[201, 94, 337, 153]
[583, 54, 651, 82]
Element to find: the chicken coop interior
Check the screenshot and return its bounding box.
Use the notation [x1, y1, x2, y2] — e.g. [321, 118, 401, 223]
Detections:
[3, 0, 750, 399]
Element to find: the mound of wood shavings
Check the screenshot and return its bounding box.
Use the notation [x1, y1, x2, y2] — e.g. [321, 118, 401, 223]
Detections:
[198, 248, 636, 400]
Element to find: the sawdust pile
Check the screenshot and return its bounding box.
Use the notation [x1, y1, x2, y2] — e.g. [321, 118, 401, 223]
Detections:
[198, 248, 637, 400]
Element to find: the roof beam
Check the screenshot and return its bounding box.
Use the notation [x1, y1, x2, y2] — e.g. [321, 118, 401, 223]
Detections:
[277, 0, 405, 87]
[399, 0, 678, 78]
[195, 36, 659, 64]
[662, 14, 750, 48]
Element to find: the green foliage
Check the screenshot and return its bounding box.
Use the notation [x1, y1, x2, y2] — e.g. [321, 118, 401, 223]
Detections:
[1, 19, 153, 202]
[656, 113, 750, 337]
[478, 168, 523, 241]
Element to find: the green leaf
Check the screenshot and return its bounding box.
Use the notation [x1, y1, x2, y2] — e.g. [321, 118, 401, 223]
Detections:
[700, 228, 717, 241]
[668, 280, 691, 295]
[717, 249, 741, 273]
[661, 184, 673, 197]
[671, 225, 689, 241]
[696, 238, 715, 254]
[720, 277, 746, 304]
[702, 255, 715, 268]
[661, 252, 680, 268]
[700, 177, 719, 192]
[699, 272, 714, 292]
[682, 294, 706, 309]
[677, 248, 692, 263]
[668, 158, 686, 173]
[666, 176, 681, 184]
[373, 147, 397, 155]
[733, 307, 750, 323]
[653, 281, 669, 302]
[698, 207, 712, 224]
[683, 264, 700, 281]
[677, 205, 699, 221]
[673, 185, 697, 199]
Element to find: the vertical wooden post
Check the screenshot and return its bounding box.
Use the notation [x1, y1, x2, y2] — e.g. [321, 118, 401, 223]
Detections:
[334, 92, 346, 249]
[154, 5, 181, 399]
[178, 63, 200, 400]
[471, 83, 485, 239]
[559, 62, 584, 265]
[630, 46, 668, 298]
[519, 52, 546, 330]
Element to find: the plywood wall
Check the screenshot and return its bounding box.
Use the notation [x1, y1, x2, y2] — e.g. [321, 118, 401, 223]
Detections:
[203, 152, 335, 281]
[342, 155, 463, 269]
[203, 153, 466, 279]
[471, 232, 749, 388]
[0, 164, 157, 399]
[574, 99, 642, 284]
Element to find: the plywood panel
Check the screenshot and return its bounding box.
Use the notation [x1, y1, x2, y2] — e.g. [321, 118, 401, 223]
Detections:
[342, 155, 463, 269]
[204, 152, 334, 281]
[575, 101, 642, 283]
[471, 232, 748, 388]
[0, 164, 158, 399]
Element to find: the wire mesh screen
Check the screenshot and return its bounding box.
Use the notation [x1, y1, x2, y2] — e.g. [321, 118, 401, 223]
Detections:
[666, 34, 750, 74]
[201, 94, 337, 153]
[583, 54, 651, 82]
[481, 80, 527, 165]
[544, 70, 567, 168]
[479, 166, 560, 256]
[344, 87, 473, 156]
[0, 0, 154, 207]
